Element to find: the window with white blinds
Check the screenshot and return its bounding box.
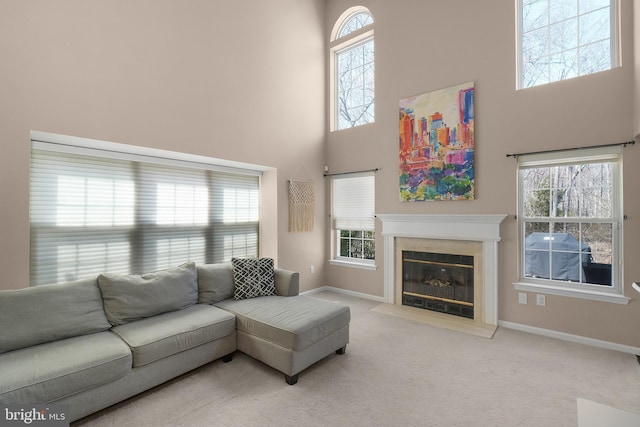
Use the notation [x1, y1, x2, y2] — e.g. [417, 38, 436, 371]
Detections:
[331, 173, 375, 265]
[30, 140, 260, 286]
[332, 174, 375, 230]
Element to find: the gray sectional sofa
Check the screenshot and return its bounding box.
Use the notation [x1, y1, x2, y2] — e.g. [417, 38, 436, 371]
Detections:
[0, 261, 350, 422]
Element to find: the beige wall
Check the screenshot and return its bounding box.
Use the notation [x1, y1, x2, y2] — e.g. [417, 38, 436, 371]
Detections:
[325, 0, 640, 347]
[0, 0, 327, 291]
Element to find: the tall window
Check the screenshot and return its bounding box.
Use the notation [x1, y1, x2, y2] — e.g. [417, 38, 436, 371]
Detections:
[515, 146, 625, 303]
[517, 0, 618, 89]
[331, 173, 375, 268]
[330, 7, 375, 130]
[30, 135, 260, 286]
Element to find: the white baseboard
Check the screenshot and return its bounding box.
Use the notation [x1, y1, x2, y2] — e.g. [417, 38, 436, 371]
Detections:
[303, 287, 640, 355]
[499, 320, 640, 355]
[302, 286, 386, 303]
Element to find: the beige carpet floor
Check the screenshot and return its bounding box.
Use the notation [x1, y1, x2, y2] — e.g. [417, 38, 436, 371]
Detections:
[73, 291, 640, 427]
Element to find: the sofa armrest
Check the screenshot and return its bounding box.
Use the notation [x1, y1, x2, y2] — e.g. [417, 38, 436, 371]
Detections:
[274, 269, 299, 296]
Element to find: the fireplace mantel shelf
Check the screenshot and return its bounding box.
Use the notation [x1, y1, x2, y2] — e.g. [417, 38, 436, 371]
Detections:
[376, 214, 507, 242]
[376, 213, 507, 223]
[376, 213, 508, 329]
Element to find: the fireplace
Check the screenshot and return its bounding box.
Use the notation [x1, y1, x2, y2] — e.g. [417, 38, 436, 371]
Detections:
[376, 214, 506, 332]
[402, 250, 474, 319]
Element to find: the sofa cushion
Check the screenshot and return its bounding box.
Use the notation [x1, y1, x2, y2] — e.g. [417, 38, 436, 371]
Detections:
[110, 304, 236, 367]
[197, 262, 235, 304]
[98, 262, 198, 326]
[215, 296, 350, 351]
[232, 258, 277, 300]
[0, 332, 132, 404]
[0, 278, 111, 354]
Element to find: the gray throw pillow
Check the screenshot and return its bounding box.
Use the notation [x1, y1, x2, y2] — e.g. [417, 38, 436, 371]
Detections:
[98, 262, 198, 326]
[197, 262, 235, 304]
[232, 257, 277, 300]
[0, 278, 111, 354]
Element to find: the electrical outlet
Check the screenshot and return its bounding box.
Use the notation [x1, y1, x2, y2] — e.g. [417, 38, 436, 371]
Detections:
[518, 293, 528, 304]
[536, 294, 546, 306]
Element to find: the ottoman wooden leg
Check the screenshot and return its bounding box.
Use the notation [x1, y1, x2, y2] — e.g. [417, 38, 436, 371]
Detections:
[336, 345, 347, 355]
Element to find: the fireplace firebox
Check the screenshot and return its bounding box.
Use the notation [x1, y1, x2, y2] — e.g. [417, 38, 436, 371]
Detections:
[402, 251, 474, 319]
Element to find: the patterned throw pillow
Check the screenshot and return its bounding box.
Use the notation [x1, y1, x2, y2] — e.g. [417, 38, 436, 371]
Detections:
[231, 257, 277, 300]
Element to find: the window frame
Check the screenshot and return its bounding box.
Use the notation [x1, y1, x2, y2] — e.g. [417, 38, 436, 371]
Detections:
[516, 0, 620, 90]
[330, 6, 375, 132]
[29, 131, 264, 286]
[513, 146, 629, 304]
[329, 172, 376, 271]
[335, 229, 376, 267]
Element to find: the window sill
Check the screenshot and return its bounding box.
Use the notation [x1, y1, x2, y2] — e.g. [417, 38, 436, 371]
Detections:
[513, 282, 630, 305]
[329, 259, 377, 271]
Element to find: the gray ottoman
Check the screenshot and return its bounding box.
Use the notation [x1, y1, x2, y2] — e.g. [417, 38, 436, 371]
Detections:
[215, 295, 350, 384]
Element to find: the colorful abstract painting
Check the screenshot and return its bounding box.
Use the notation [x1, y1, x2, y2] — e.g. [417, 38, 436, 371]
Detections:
[399, 82, 475, 201]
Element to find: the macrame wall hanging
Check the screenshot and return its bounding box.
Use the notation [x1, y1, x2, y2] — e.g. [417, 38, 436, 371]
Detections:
[288, 178, 315, 232]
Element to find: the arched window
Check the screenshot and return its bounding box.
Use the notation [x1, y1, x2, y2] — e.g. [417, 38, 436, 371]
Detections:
[330, 7, 374, 131]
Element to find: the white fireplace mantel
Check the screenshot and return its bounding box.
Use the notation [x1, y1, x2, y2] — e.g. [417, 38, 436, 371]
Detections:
[376, 213, 507, 326]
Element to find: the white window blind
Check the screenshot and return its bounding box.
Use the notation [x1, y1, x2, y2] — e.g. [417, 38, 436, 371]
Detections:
[30, 142, 259, 286]
[332, 173, 375, 231]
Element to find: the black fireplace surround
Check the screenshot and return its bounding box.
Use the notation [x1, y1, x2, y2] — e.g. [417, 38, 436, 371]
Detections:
[402, 250, 474, 319]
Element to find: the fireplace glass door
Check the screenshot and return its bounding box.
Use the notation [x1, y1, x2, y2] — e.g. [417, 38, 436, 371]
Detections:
[402, 251, 474, 319]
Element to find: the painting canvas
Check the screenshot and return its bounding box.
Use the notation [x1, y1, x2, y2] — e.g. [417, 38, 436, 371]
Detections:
[399, 82, 475, 201]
